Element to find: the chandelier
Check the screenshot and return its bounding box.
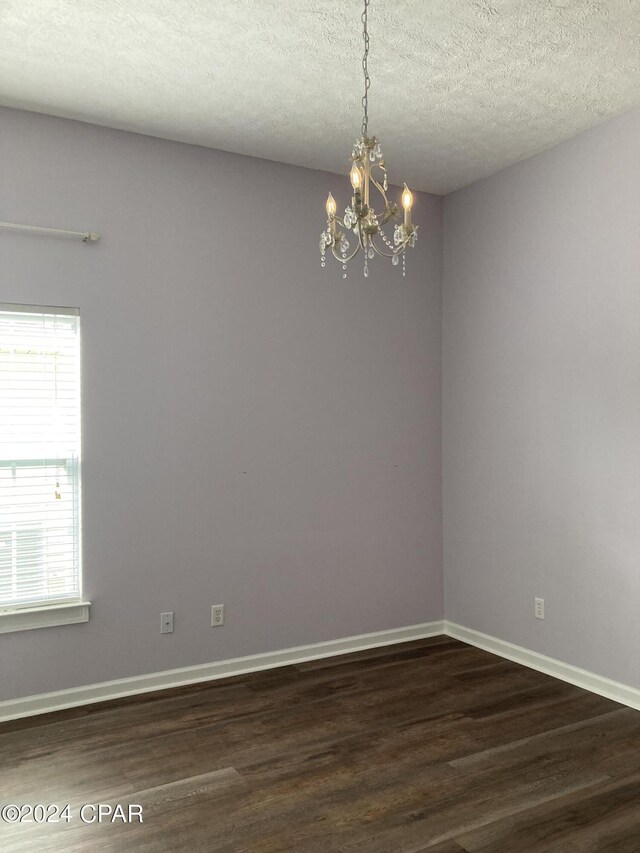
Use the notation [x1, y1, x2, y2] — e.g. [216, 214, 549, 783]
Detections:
[320, 0, 417, 279]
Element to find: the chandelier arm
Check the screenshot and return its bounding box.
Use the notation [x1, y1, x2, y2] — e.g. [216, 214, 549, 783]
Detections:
[371, 231, 411, 258]
[369, 176, 397, 218]
[370, 175, 387, 201]
[367, 177, 398, 227]
[369, 234, 408, 259]
[369, 174, 394, 209]
[330, 219, 367, 262]
[331, 239, 361, 262]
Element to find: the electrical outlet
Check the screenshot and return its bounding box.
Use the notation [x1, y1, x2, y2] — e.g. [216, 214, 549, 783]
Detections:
[534, 598, 545, 620]
[161, 611, 174, 634]
[211, 604, 224, 627]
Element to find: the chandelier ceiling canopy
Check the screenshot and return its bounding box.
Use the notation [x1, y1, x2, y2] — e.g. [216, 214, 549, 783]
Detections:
[320, 0, 417, 279]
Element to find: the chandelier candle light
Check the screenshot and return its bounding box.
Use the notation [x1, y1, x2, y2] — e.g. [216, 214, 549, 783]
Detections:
[320, 0, 417, 279]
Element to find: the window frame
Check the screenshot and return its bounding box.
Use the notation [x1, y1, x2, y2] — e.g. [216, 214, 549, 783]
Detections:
[0, 303, 90, 633]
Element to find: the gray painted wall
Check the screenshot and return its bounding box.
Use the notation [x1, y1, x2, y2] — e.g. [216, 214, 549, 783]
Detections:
[444, 105, 640, 689]
[0, 107, 443, 701]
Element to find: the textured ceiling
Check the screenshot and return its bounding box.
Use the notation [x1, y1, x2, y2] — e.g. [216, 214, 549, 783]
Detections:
[1, 1, 640, 194]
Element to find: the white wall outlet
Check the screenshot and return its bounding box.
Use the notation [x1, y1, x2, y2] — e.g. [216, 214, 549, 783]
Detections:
[211, 604, 224, 627]
[534, 597, 545, 620]
[161, 611, 174, 634]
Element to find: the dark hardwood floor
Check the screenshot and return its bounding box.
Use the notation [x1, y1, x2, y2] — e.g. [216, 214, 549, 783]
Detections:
[1, 636, 639, 851]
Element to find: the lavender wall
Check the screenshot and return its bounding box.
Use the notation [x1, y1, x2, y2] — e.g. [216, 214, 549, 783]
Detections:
[443, 106, 640, 688]
[0, 107, 443, 701]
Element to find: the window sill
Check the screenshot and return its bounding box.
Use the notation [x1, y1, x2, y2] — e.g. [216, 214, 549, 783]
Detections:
[0, 601, 91, 634]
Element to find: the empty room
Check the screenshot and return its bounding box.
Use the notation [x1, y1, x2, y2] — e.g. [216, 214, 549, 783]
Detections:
[1, 1, 639, 850]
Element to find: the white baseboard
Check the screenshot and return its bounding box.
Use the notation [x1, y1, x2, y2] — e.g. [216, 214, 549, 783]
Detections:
[444, 621, 640, 712]
[3, 618, 639, 723]
[0, 620, 445, 723]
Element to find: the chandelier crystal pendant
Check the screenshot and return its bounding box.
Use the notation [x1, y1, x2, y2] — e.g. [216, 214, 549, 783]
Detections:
[320, 0, 417, 279]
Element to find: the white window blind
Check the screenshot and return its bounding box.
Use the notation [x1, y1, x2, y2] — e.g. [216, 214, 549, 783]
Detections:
[0, 305, 81, 609]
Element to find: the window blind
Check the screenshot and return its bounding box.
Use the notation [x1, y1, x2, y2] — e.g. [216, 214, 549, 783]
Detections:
[0, 305, 81, 609]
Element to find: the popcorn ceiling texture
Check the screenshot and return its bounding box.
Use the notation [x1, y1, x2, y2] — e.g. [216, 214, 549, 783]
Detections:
[1, 0, 639, 193]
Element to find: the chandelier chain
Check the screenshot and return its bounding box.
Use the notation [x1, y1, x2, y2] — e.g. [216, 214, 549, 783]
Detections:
[361, 0, 370, 138]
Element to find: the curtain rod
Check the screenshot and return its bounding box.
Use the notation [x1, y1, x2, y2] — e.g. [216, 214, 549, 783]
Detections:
[0, 221, 101, 244]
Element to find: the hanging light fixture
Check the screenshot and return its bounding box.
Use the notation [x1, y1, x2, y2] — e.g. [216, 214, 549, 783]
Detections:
[320, 0, 417, 279]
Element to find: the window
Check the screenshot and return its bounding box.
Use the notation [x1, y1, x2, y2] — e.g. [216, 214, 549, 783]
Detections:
[0, 305, 88, 632]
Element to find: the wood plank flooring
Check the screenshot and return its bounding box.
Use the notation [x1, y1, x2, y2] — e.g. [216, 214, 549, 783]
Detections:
[1, 636, 639, 851]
